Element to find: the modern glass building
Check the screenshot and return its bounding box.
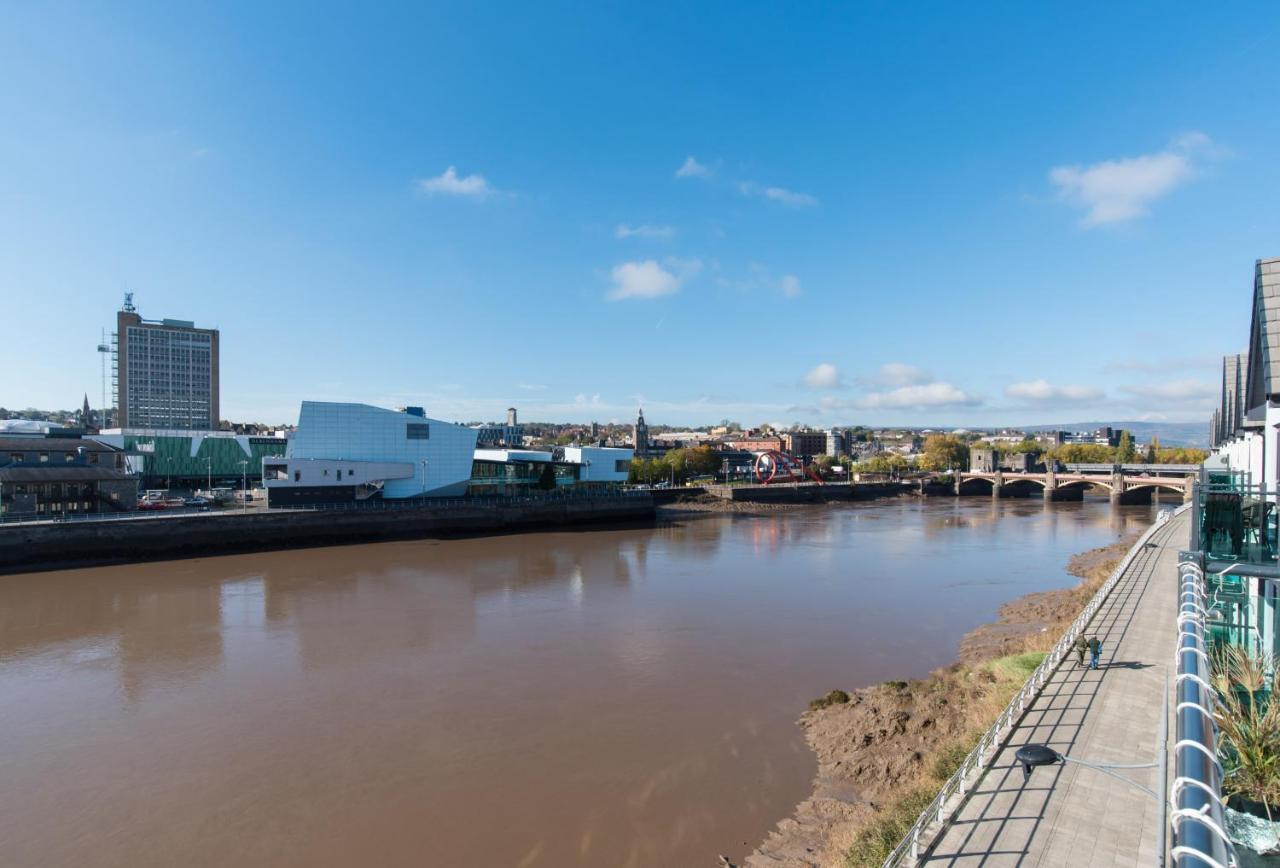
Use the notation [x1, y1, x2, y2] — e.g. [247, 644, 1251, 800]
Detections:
[92, 429, 287, 487]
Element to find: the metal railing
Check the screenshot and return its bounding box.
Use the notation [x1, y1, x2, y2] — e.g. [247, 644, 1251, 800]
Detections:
[881, 504, 1188, 866]
[1172, 557, 1236, 867]
[0, 504, 221, 526]
[268, 489, 650, 512]
[0, 489, 651, 527]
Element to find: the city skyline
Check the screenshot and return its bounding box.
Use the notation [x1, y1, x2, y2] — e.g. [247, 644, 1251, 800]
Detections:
[3, 4, 1278, 427]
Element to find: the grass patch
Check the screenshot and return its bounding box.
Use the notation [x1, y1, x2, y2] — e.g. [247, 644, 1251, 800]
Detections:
[843, 786, 936, 867]
[987, 651, 1047, 684]
[809, 689, 851, 711]
[929, 730, 983, 782]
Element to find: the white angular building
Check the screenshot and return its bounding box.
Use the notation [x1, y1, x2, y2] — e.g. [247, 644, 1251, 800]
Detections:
[559, 446, 633, 483]
[263, 402, 478, 504]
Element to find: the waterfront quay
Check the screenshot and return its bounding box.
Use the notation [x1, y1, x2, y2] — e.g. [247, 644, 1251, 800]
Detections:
[889, 510, 1189, 866]
[0, 491, 654, 573]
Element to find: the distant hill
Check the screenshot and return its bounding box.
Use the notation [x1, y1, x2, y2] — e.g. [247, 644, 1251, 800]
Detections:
[1022, 421, 1208, 449]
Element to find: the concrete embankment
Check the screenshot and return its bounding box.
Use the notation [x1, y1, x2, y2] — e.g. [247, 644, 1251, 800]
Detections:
[0, 494, 655, 573]
[702, 481, 908, 503]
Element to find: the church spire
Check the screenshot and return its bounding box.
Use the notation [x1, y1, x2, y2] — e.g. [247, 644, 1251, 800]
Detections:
[632, 407, 649, 455]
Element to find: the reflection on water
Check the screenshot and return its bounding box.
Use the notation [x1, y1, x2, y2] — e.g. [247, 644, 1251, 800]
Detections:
[0, 498, 1160, 867]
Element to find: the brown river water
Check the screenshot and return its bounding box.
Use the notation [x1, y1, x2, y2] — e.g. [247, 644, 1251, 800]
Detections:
[0, 498, 1164, 867]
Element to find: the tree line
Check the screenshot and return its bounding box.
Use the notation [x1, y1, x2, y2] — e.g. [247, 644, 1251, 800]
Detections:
[628, 446, 722, 484]
[627, 434, 1208, 484]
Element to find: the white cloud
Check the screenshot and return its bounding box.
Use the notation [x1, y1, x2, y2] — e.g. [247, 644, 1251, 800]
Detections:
[804, 362, 842, 389]
[1048, 132, 1216, 226]
[675, 156, 710, 178]
[862, 362, 931, 388]
[1005, 379, 1104, 402]
[517, 383, 547, 392]
[616, 224, 675, 240]
[858, 382, 980, 409]
[416, 166, 495, 199]
[606, 258, 701, 302]
[780, 274, 801, 298]
[738, 180, 818, 208]
[1119, 380, 1218, 400]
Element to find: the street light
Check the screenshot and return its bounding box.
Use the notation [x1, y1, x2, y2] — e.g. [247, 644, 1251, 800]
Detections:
[420, 459, 428, 497]
[239, 459, 248, 512]
[1014, 676, 1170, 865]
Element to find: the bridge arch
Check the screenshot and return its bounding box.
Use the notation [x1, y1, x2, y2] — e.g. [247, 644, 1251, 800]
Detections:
[999, 477, 1047, 493]
[1054, 478, 1115, 493]
[956, 476, 997, 494]
[1123, 482, 1186, 497]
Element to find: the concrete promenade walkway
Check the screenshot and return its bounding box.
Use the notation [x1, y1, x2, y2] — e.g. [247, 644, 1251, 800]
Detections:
[920, 511, 1187, 867]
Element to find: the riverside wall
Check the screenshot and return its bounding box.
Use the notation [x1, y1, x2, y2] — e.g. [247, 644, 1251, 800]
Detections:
[702, 482, 907, 503]
[0, 494, 656, 573]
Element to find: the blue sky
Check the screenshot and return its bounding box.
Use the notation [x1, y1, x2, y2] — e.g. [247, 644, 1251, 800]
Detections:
[2, 2, 1278, 428]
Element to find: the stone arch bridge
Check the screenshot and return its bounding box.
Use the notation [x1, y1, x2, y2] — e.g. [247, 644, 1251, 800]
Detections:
[952, 469, 1194, 504]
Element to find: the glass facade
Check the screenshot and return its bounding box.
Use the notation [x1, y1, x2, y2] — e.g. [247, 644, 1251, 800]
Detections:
[125, 434, 287, 483]
[1196, 470, 1280, 659]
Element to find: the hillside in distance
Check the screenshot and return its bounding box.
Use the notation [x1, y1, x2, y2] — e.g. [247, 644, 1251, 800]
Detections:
[1022, 421, 1208, 449]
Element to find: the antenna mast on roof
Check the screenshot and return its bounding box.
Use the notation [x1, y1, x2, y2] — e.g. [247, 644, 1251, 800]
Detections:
[122, 291, 135, 312]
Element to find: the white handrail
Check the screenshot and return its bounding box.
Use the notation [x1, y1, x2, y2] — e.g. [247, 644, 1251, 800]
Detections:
[1171, 558, 1236, 867]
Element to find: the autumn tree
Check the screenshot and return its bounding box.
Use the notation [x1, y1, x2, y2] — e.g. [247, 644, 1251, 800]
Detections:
[1053, 443, 1114, 464]
[920, 434, 969, 471]
[1115, 431, 1136, 463]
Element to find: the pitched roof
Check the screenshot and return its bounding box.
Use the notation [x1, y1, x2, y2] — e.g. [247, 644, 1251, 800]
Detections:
[0, 436, 118, 453]
[1245, 258, 1280, 409]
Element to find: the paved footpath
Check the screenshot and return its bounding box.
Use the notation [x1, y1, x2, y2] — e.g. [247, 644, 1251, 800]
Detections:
[920, 511, 1187, 867]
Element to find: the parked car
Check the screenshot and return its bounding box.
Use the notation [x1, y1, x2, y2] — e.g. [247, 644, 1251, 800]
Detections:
[184, 497, 210, 509]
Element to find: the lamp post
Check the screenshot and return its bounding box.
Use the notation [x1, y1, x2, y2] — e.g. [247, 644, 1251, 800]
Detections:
[1015, 675, 1169, 866]
[420, 459, 428, 498]
[239, 459, 248, 512]
[206, 456, 212, 496]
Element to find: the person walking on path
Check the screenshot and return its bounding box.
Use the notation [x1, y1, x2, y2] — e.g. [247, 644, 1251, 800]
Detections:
[1074, 635, 1089, 667]
[1087, 636, 1103, 670]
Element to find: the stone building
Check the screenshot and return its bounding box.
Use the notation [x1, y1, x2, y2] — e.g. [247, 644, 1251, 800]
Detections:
[0, 436, 137, 517]
[970, 446, 998, 472]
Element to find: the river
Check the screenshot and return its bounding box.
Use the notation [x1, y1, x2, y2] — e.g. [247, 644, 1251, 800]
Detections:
[0, 498, 1163, 867]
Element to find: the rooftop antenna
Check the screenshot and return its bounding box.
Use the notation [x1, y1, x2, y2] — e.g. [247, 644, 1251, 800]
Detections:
[122, 291, 135, 312]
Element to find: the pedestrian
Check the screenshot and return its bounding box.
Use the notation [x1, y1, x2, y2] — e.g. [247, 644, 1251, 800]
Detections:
[1073, 635, 1089, 667]
[1088, 636, 1103, 670]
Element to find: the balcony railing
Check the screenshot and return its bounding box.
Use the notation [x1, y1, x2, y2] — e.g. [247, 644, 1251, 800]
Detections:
[1195, 474, 1279, 568]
